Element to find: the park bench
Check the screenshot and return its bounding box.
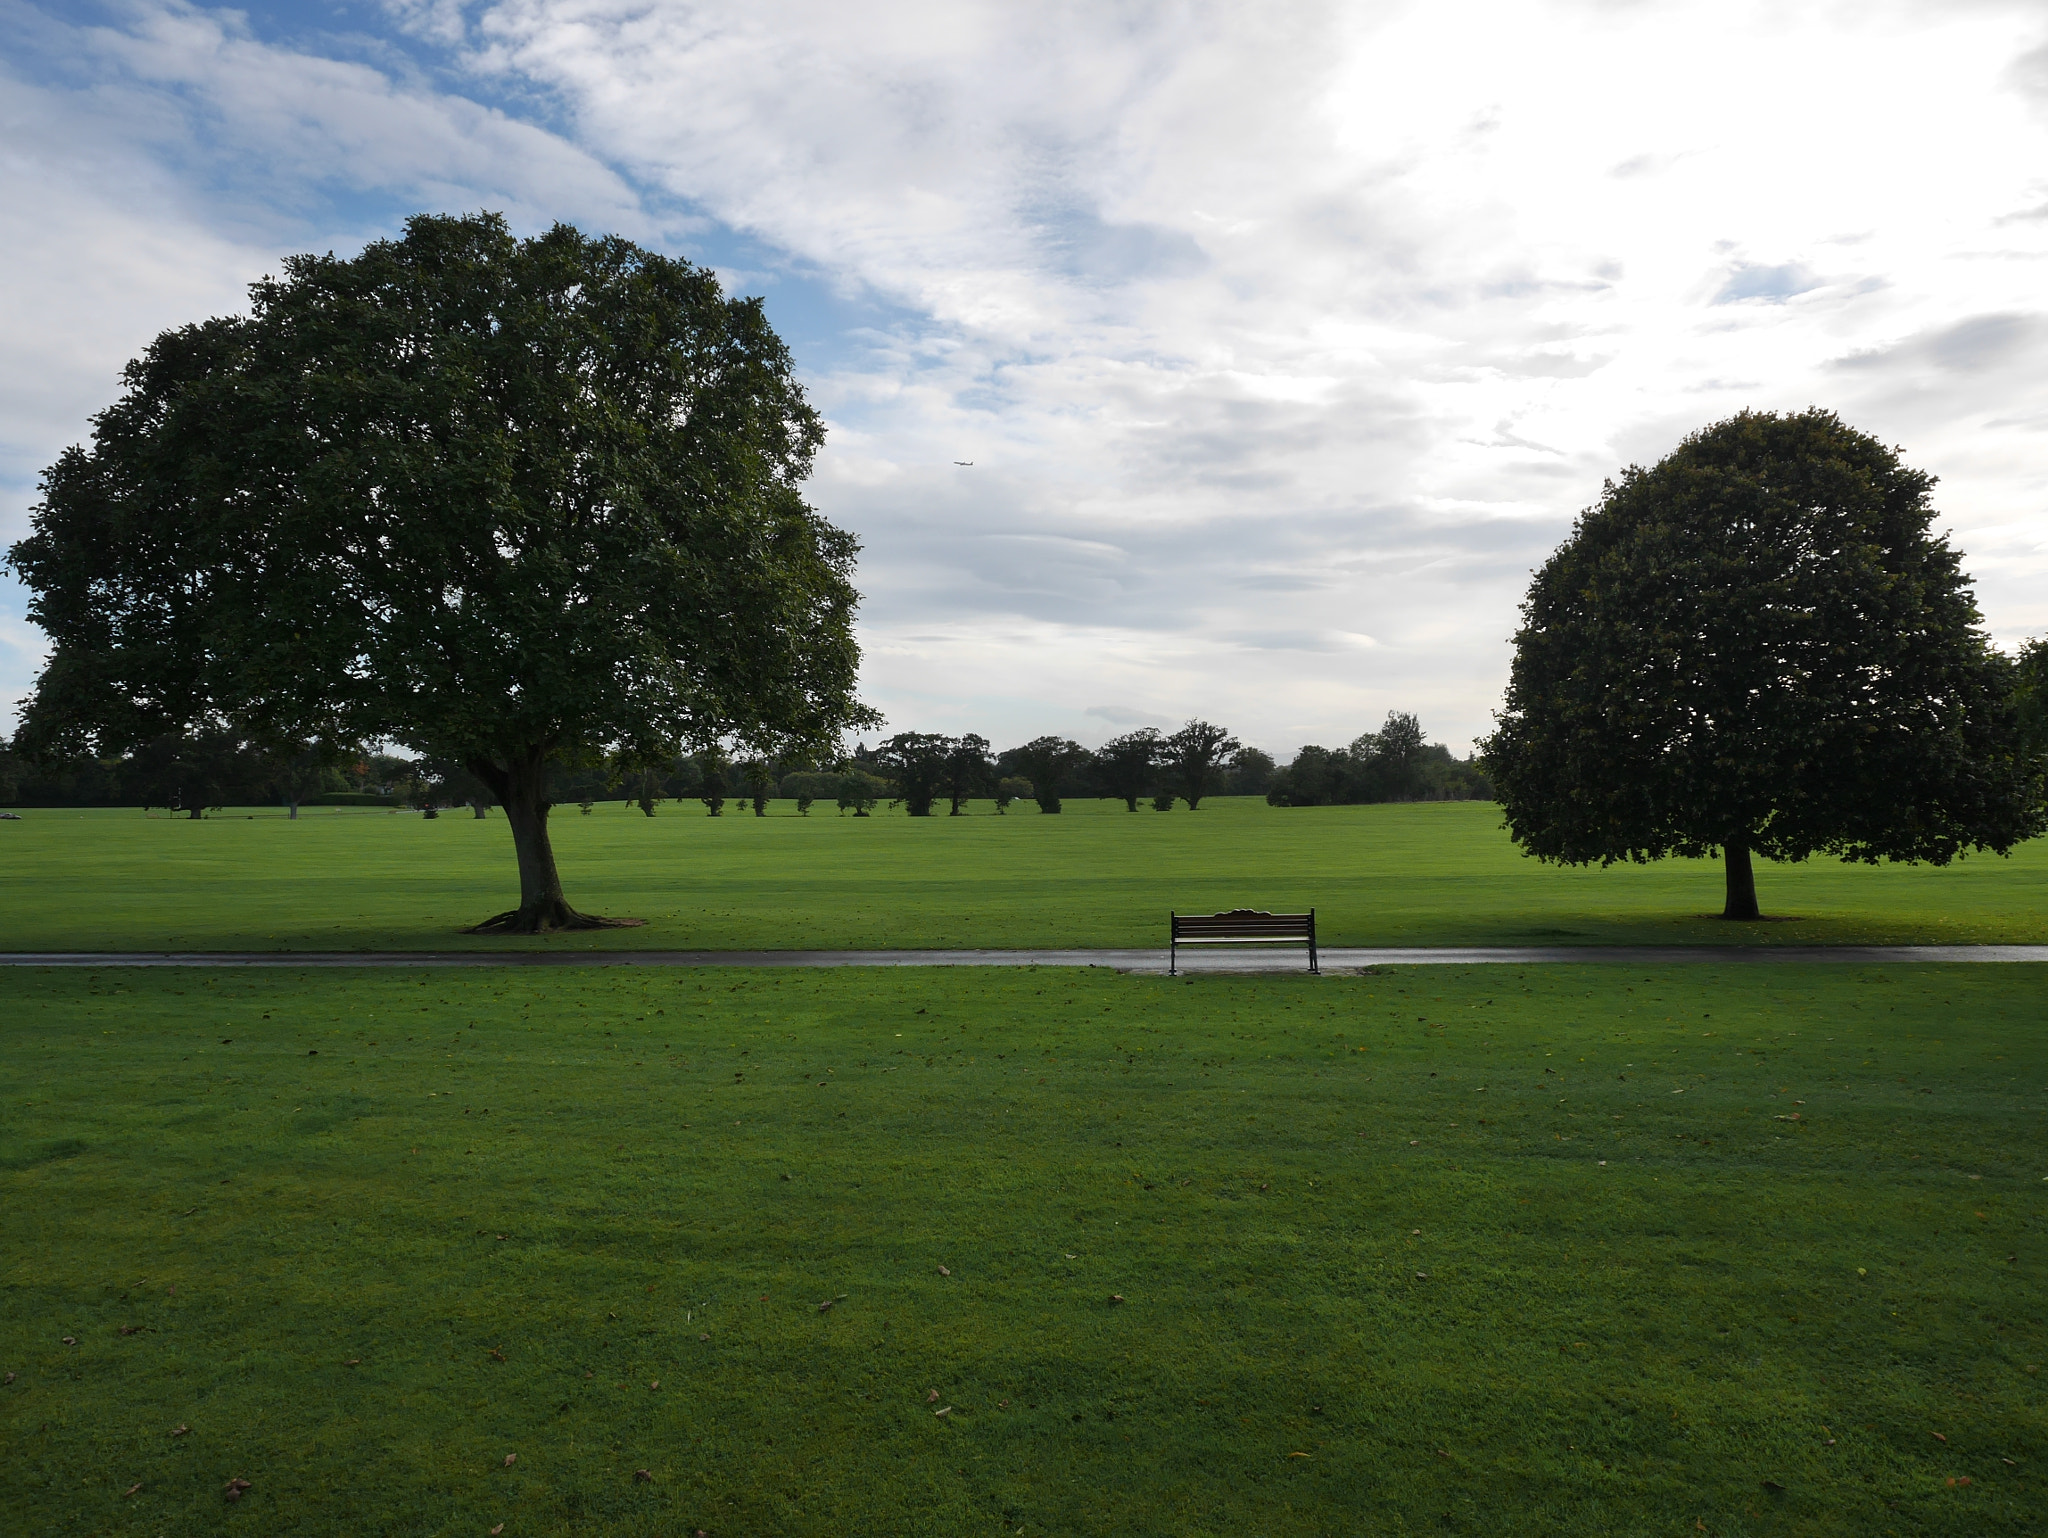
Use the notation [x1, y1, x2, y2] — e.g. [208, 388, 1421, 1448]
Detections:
[1169, 909, 1318, 975]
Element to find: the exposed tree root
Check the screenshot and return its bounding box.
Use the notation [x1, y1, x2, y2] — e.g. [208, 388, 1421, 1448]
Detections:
[465, 902, 647, 935]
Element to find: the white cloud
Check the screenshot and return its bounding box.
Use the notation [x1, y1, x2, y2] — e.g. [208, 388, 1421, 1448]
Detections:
[6, 0, 2047, 753]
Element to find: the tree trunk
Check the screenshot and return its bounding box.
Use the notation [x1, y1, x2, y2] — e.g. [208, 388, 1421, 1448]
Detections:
[288, 799, 299, 820]
[471, 800, 488, 819]
[188, 805, 203, 821]
[1722, 838, 1761, 921]
[463, 752, 643, 934]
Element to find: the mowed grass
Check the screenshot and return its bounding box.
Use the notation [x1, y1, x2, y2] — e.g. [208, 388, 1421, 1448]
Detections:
[6, 797, 2048, 951]
[2, 963, 2043, 1536]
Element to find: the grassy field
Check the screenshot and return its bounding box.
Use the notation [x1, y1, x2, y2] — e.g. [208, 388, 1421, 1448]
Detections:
[3, 962, 2042, 1536]
[5, 797, 2048, 952]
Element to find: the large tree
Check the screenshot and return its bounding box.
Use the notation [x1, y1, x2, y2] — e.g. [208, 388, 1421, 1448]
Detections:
[999, 736, 1091, 814]
[1095, 728, 1164, 811]
[875, 732, 953, 816]
[941, 733, 992, 815]
[1165, 719, 1241, 809]
[7, 213, 874, 931]
[1484, 409, 2043, 920]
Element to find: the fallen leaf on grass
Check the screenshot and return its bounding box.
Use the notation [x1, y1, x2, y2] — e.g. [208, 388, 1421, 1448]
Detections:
[345, 1358, 360, 1367]
[634, 1469, 652, 1483]
[700, 1333, 711, 1341]
[124, 1483, 142, 1497]
[1932, 1432, 1948, 1443]
[3, 1372, 14, 1384]
[935, 1406, 953, 1417]
[927, 1389, 941, 1403]
[937, 1265, 951, 1277]
[490, 1526, 504, 1535]
[119, 1324, 142, 1336]
[1109, 1294, 1125, 1304]
[1415, 1272, 1429, 1281]
[1762, 1478, 1785, 1493]
[1948, 1476, 1973, 1487]
[650, 1381, 660, 1391]
[1288, 1451, 1310, 1458]
[488, 1347, 506, 1362]
[224, 1477, 251, 1502]
[170, 1425, 188, 1437]
[61, 1337, 75, 1346]
[818, 1300, 834, 1312]
[503, 1454, 517, 1468]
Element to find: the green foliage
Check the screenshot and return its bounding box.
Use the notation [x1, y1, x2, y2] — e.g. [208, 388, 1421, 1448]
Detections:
[1268, 714, 1490, 807]
[1223, 746, 1275, 797]
[6, 212, 874, 928]
[1163, 720, 1239, 810]
[875, 733, 952, 816]
[2015, 638, 2048, 765]
[834, 768, 891, 817]
[998, 737, 1090, 814]
[1485, 409, 2045, 917]
[992, 776, 1032, 814]
[942, 734, 992, 816]
[4, 964, 2040, 1535]
[1095, 729, 1165, 811]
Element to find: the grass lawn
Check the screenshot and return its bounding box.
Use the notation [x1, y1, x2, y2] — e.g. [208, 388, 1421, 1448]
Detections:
[3, 962, 2042, 1535]
[5, 798, 2048, 952]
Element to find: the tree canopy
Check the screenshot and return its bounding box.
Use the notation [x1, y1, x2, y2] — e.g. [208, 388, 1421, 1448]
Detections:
[7, 212, 874, 930]
[1483, 409, 2043, 919]
[998, 736, 1090, 814]
[1164, 720, 1240, 809]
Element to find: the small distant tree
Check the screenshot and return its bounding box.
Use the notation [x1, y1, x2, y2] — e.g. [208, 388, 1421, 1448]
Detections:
[836, 767, 889, 816]
[1000, 737, 1090, 814]
[267, 741, 341, 820]
[741, 758, 775, 816]
[1165, 720, 1240, 809]
[942, 733, 992, 815]
[620, 764, 664, 817]
[876, 732, 953, 816]
[1484, 409, 2044, 920]
[779, 769, 840, 815]
[1151, 791, 1175, 811]
[699, 747, 729, 817]
[993, 775, 1032, 814]
[1095, 728, 1164, 811]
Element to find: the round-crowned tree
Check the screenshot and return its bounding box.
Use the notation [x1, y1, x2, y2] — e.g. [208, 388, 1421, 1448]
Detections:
[1484, 409, 2042, 920]
[7, 213, 875, 932]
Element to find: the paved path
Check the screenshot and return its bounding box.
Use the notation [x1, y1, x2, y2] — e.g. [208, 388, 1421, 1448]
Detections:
[4, 944, 2045, 973]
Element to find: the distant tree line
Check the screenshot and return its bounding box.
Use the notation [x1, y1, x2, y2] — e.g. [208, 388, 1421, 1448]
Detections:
[1261, 711, 1492, 805]
[0, 712, 1497, 814]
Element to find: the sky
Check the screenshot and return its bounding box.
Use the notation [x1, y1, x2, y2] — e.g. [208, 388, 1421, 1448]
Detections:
[3, 0, 2045, 757]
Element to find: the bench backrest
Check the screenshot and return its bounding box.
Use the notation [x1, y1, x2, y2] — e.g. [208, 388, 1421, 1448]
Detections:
[1172, 909, 1313, 939]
